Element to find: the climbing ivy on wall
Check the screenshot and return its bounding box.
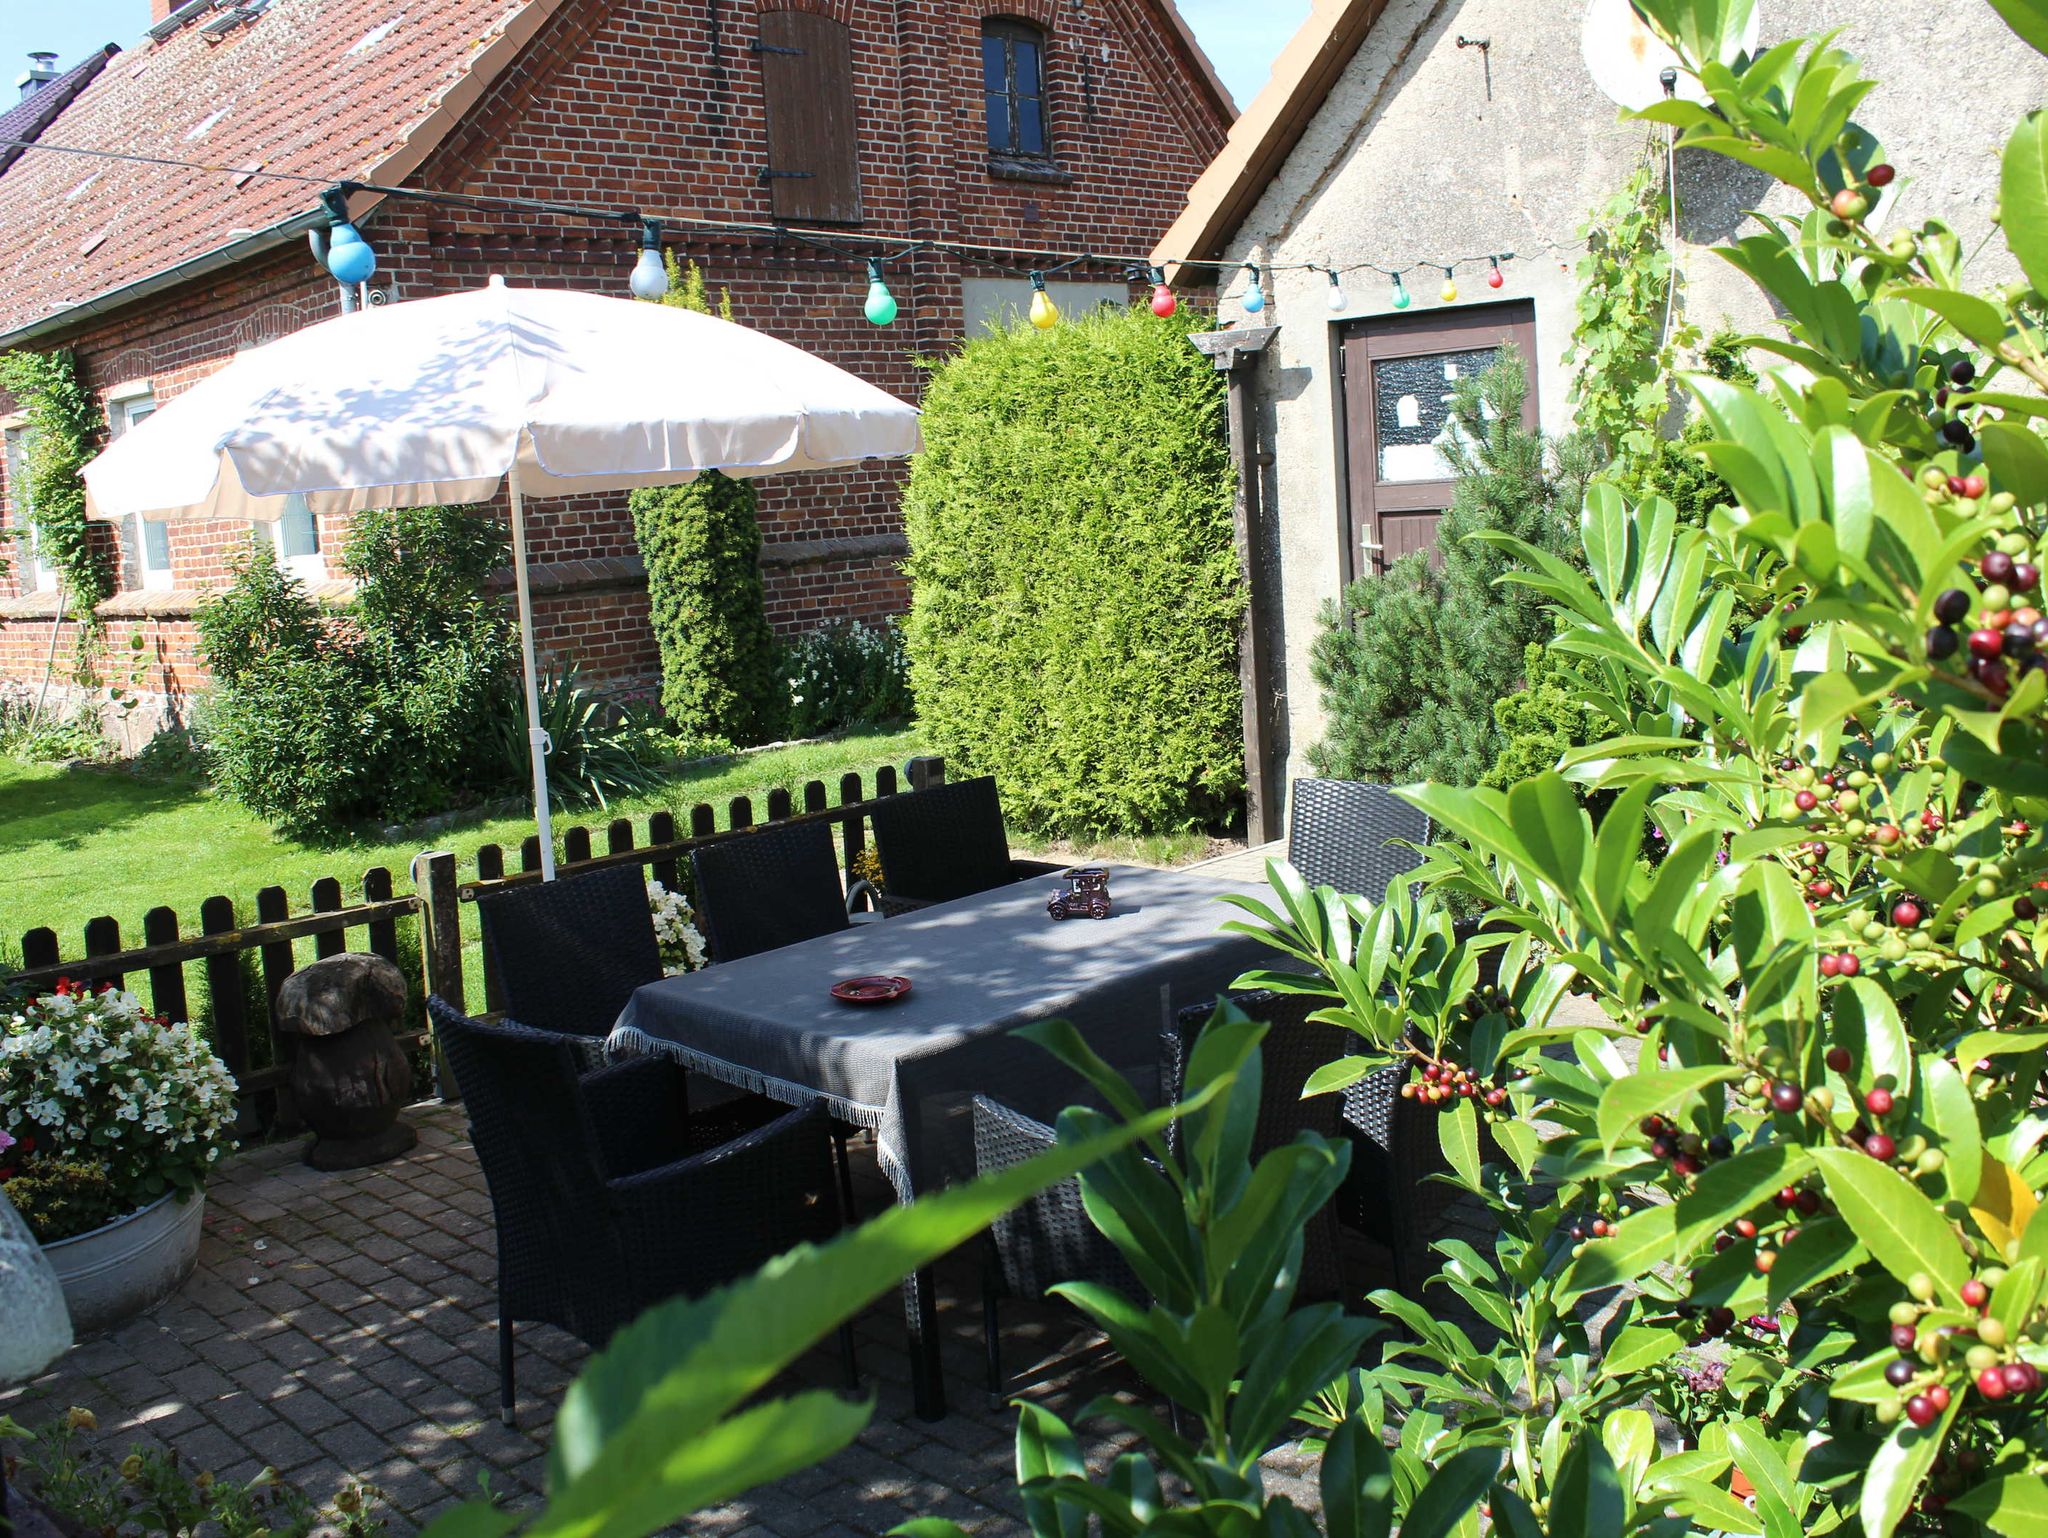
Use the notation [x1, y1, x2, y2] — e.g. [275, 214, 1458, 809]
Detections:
[1563, 152, 1698, 464]
[0, 348, 113, 668]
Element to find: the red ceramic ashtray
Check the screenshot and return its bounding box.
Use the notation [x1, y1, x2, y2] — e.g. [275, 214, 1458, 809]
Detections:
[830, 975, 913, 1005]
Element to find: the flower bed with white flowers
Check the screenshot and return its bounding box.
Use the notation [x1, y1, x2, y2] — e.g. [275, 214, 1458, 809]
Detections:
[1, 982, 238, 1243]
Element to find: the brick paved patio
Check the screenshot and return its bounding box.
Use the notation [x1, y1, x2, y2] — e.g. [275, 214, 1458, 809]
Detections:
[3, 1102, 1371, 1538]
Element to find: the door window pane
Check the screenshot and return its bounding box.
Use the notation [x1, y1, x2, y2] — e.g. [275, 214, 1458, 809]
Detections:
[142, 518, 171, 572]
[1372, 348, 1498, 483]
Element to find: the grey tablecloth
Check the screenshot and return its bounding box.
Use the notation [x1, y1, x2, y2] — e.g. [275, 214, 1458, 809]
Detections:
[609, 863, 1271, 1197]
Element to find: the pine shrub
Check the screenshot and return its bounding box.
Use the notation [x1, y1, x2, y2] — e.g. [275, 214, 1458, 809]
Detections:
[630, 255, 783, 745]
[1310, 350, 1595, 787]
[903, 304, 1241, 837]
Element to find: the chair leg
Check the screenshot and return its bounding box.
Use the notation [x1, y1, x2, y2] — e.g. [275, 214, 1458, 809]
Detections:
[831, 1127, 858, 1221]
[839, 1322, 860, 1392]
[498, 1311, 516, 1427]
[982, 1262, 1004, 1408]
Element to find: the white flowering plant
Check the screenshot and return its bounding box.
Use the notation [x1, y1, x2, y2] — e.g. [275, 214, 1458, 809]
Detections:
[647, 881, 708, 975]
[0, 981, 238, 1227]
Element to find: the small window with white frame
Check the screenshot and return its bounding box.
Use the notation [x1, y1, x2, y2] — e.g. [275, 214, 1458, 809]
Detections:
[260, 494, 324, 581]
[3, 420, 56, 592]
[107, 384, 173, 591]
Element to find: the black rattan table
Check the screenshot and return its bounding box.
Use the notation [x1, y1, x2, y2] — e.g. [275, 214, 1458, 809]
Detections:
[610, 862, 1270, 1418]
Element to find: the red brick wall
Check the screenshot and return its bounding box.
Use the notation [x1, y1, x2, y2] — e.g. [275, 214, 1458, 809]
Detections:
[0, 0, 1228, 724]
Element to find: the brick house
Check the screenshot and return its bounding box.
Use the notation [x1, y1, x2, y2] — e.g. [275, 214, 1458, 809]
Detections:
[0, 0, 1231, 741]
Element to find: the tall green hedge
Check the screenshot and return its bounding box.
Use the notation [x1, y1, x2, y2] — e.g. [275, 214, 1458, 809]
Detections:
[903, 305, 1242, 837]
[630, 255, 782, 745]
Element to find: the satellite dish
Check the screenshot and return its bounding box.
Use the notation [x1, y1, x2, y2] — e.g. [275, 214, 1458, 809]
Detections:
[1583, 0, 1762, 111]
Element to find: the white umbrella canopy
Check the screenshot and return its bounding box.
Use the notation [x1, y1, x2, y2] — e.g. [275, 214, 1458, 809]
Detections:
[83, 277, 923, 876]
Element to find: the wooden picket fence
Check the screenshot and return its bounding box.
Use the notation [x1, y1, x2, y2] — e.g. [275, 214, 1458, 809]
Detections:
[7, 755, 944, 1129]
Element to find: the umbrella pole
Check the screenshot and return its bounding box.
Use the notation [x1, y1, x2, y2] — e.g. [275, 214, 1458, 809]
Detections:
[508, 464, 557, 881]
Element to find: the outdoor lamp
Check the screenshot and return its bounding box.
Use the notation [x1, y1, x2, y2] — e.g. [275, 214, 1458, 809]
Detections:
[863, 260, 899, 326]
[1440, 266, 1459, 303]
[1325, 268, 1348, 312]
[1028, 272, 1059, 330]
[1241, 263, 1266, 314]
[321, 191, 377, 286]
[1488, 255, 1507, 289]
[1390, 272, 1412, 309]
[629, 219, 670, 300]
[1148, 265, 1177, 318]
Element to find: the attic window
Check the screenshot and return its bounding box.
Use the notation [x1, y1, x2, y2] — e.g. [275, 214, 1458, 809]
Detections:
[983, 19, 1050, 161]
[349, 18, 403, 56]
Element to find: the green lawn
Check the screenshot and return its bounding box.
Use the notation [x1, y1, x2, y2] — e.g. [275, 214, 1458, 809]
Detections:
[0, 729, 930, 975]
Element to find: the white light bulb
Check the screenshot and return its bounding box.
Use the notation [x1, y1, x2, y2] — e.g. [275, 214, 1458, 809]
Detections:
[629, 245, 669, 300]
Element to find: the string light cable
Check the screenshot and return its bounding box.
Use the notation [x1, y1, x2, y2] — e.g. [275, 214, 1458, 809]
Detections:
[0, 133, 1552, 324]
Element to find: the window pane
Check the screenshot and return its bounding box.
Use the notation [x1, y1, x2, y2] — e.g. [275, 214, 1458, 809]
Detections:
[1373, 349, 1499, 483]
[982, 35, 1007, 93]
[142, 517, 171, 572]
[1012, 39, 1040, 96]
[986, 90, 1010, 152]
[1016, 95, 1045, 156]
[280, 496, 319, 559]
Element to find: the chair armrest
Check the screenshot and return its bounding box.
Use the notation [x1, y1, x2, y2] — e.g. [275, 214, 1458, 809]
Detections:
[581, 1056, 692, 1177]
[1008, 859, 1064, 881]
[607, 1102, 843, 1290]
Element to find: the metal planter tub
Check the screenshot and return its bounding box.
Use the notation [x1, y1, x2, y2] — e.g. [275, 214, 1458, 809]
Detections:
[41, 1192, 205, 1336]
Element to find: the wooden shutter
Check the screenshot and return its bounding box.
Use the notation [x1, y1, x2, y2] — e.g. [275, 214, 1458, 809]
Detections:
[757, 12, 863, 224]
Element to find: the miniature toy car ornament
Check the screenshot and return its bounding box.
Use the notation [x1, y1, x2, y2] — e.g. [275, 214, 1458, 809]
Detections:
[1047, 867, 1112, 921]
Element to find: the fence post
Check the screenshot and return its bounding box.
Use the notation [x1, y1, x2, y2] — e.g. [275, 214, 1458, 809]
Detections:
[415, 851, 464, 1102]
[907, 755, 946, 791]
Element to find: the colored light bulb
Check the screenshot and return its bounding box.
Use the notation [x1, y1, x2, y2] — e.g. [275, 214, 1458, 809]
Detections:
[863, 261, 898, 326]
[629, 236, 668, 300]
[1029, 274, 1059, 330]
[1151, 282, 1178, 318]
[324, 221, 377, 286]
[1242, 277, 1266, 314]
[1440, 269, 1459, 303]
[1390, 274, 1411, 310]
[1487, 258, 1506, 289]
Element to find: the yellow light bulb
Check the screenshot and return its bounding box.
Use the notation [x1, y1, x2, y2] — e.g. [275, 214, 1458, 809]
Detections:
[1440, 279, 1459, 303]
[1029, 288, 1059, 329]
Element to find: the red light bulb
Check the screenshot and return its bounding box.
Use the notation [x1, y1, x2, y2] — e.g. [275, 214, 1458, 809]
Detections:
[1487, 260, 1506, 289]
[1151, 283, 1178, 318]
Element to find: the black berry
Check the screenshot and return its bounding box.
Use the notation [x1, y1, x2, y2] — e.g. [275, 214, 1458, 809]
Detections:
[1934, 588, 1972, 624]
[1951, 358, 1977, 385]
[1926, 626, 1959, 660]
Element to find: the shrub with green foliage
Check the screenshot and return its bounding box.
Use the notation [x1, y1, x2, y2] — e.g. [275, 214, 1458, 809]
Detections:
[631, 254, 782, 746]
[1310, 350, 1596, 786]
[1480, 642, 1602, 791]
[781, 617, 911, 740]
[903, 304, 1241, 837]
[0, 349, 112, 673]
[198, 507, 519, 836]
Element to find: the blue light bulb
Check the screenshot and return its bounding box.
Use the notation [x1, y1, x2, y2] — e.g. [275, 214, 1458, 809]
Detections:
[1242, 278, 1266, 314]
[325, 221, 377, 286]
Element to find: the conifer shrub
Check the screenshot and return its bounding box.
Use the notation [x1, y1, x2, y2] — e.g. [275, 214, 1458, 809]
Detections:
[630, 255, 783, 745]
[903, 305, 1241, 837]
[1309, 350, 1596, 786]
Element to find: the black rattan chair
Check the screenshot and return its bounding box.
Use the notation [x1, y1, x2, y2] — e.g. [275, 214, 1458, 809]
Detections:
[1163, 992, 1349, 1306]
[429, 996, 852, 1424]
[690, 820, 851, 963]
[1287, 777, 1434, 901]
[867, 776, 1061, 911]
[1336, 1059, 1462, 1297]
[476, 864, 662, 1069]
[972, 1095, 1146, 1402]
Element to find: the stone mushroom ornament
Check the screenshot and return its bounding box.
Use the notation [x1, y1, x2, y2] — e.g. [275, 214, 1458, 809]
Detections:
[275, 953, 418, 1171]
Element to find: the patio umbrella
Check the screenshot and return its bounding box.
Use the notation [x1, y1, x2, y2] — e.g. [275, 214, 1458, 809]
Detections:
[83, 277, 922, 878]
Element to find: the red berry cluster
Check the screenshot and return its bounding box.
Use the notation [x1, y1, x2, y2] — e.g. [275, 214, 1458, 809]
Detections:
[1924, 533, 2045, 698]
[1398, 1058, 1508, 1111]
[1641, 1115, 1734, 1179]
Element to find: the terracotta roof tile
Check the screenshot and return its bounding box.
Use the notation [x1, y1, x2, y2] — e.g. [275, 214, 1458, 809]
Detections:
[0, 0, 548, 339]
[0, 46, 119, 179]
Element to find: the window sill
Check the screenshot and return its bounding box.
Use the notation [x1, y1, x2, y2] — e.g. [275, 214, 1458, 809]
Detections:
[986, 157, 1072, 186]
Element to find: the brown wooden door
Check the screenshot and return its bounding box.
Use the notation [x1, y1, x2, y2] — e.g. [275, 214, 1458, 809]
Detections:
[1338, 301, 1538, 582]
[758, 12, 863, 224]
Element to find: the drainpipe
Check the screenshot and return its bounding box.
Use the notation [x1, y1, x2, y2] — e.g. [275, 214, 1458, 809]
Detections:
[1190, 322, 1282, 845]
